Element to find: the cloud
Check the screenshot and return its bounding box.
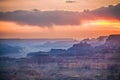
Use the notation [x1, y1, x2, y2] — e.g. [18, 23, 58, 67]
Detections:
[65, 0, 76, 3]
[0, 3, 120, 27]
[88, 4, 120, 20]
[0, 10, 81, 26]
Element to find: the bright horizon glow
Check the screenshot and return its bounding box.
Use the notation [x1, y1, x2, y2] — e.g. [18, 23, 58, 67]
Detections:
[82, 20, 120, 29]
[0, 19, 120, 40]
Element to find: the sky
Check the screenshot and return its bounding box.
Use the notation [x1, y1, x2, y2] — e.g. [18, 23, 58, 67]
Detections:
[0, 0, 120, 40]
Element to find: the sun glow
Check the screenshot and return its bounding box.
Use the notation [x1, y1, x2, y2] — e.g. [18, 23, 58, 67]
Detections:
[82, 20, 120, 29]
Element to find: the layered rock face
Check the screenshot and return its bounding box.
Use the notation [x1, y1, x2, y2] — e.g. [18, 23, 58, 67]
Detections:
[104, 34, 120, 53]
[105, 34, 120, 46]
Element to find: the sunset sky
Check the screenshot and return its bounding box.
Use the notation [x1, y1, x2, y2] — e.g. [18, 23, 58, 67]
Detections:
[0, 0, 120, 40]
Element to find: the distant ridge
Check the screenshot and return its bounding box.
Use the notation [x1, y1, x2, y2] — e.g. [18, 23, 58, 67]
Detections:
[27, 34, 120, 57]
[0, 38, 75, 40]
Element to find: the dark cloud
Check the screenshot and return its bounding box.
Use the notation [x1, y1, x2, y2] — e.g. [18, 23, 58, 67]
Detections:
[88, 4, 120, 20]
[65, 0, 76, 3]
[0, 3, 120, 27]
[0, 10, 81, 26]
